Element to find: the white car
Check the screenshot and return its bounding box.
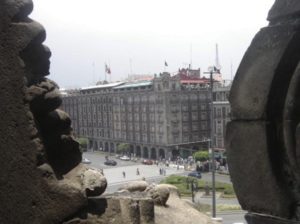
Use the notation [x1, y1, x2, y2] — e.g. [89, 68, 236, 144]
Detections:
[82, 157, 91, 164]
[120, 155, 130, 161]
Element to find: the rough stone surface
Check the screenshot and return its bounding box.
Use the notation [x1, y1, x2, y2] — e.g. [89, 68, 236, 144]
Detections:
[0, 0, 106, 223]
[119, 180, 149, 192]
[268, 0, 300, 23]
[146, 184, 170, 206]
[226, 121, 294, 217]
[227, 0, 300, 222]
[230, 25, 300, 121]
[63, 164, 107, 197]
[62, 186, 216, 224]
[245, 213, 300, 224]
[155, 189, 217, 224]
[64, 192, 155, 224]
[156, 184, 180, 196]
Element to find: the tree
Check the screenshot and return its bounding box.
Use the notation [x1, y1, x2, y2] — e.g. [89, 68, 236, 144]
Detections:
[193, 150, 209, 162]
[117, 143, 130, 155]
[76, 137, 88, 152]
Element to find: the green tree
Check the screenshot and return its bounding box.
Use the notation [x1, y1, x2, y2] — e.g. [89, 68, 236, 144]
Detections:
[117, 143, 130, 155]
[193, 150, 209, 162]
[76, 137, 88, 152]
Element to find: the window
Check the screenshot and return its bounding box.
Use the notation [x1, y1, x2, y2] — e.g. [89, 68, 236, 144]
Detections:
[183, 124, 188, 132]
[222, 107, 226, 118]
[201, 122, 207, 130]
[192, 124, 198, 131]
[182, 105, 188, 111]
[201, 112, 207, 120]
[192, 112, 198, 121]
[183, 113, 189, 121]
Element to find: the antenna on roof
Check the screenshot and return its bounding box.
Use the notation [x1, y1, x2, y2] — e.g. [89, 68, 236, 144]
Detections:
[230, 61, 233, 81]
[92, 61, 95, 84]
[215, 44, 221, 72]
[129, 58, 133, 79]
[190, 43, 193, 69]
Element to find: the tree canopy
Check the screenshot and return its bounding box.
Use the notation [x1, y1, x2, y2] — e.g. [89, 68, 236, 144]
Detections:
[193, 150, 209, 162]
[117, 143, 130, 154]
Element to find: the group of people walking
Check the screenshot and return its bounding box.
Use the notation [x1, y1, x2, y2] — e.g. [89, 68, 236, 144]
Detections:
[159, 167, 166, 176]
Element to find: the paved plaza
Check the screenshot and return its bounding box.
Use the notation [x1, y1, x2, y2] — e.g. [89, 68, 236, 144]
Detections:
[103, 164, 185, 185]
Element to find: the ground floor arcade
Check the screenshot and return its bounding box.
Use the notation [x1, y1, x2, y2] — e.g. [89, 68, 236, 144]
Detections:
[87, 138, 195, 160]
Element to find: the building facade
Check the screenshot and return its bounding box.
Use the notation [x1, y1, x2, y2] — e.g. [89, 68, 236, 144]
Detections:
[212, 83, 231, 150]
[62, 70, 230, 160]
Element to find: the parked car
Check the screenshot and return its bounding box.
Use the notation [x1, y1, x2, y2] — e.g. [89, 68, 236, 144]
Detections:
[104, 160, 117, 166]
[82, 157, 91, 164]
[120, 155, 130, 161]
[188, 171, 202, 179]
[142, 159, 153, 165]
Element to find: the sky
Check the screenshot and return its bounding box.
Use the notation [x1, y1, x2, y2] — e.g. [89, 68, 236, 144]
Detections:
[31, 0, 275, 89]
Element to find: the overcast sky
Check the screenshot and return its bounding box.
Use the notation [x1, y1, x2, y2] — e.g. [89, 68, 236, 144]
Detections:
[31, 0, 275, 88]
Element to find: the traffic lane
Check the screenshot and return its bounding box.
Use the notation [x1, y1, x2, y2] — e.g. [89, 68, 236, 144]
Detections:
[82, 152, 139, 169]
[201, 172, 231, 184]
[198, 197, 239, 206]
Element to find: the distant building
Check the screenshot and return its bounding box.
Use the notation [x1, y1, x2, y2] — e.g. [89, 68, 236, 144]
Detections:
[212, 82, 231, 151]
[62, 68, 231, 159]
[126, 74, 154, 82]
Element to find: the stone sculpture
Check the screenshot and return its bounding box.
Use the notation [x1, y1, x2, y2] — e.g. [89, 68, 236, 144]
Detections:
[0, 0, 107, 223]
[226, 0, 300, 223]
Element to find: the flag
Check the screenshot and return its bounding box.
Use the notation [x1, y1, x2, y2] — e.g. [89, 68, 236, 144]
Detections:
[105, 64, 111, 74]
[213, 66, 220, 73]
[164, 61, 168, 66]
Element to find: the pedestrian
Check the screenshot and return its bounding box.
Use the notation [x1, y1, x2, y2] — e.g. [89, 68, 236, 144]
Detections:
[136, 168, 140, 175]
[159, 168, 162, 175]
[122, 171, 126, 178]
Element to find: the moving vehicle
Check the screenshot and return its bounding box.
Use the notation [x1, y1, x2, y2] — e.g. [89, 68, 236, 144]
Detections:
[120, 155, 130, 161]
[142, 159, 153, 165]
[82, 157, 91, 164]
[104, 160, 117, 166]
[187, 171, 202, 179]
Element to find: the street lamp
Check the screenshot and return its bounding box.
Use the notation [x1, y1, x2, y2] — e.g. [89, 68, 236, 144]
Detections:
[204, 66, 216, 218]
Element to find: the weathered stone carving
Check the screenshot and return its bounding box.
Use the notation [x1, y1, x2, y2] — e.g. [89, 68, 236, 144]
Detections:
[226, 0, 300, 223]
[0, 0, 107, 223]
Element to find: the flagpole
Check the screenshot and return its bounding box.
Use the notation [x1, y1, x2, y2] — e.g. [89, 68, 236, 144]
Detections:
[105, 64, 107, 81]
[92, 61, 95, 84]
[109, 61, 111, 83]
[110, 65, 112, 83]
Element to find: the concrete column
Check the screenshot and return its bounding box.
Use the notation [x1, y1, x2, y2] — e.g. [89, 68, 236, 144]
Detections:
[133, 145, 137, 157]
[156, 148, 159, 160]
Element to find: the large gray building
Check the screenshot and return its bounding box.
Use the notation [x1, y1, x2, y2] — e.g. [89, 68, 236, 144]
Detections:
[62, 69, 230, 160]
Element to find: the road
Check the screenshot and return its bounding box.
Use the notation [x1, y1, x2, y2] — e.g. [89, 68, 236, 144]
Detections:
[219, 211, 246, 224]
[83, 152, 139, 169]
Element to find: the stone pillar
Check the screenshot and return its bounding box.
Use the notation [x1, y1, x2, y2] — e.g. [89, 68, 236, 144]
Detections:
[133, 145, 137, 157]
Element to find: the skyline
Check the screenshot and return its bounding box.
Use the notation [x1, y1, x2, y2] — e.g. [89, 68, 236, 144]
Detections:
[31, 0, 275, 88]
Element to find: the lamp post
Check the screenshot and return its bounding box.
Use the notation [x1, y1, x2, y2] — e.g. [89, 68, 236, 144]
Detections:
[204, 67, 216, 218]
